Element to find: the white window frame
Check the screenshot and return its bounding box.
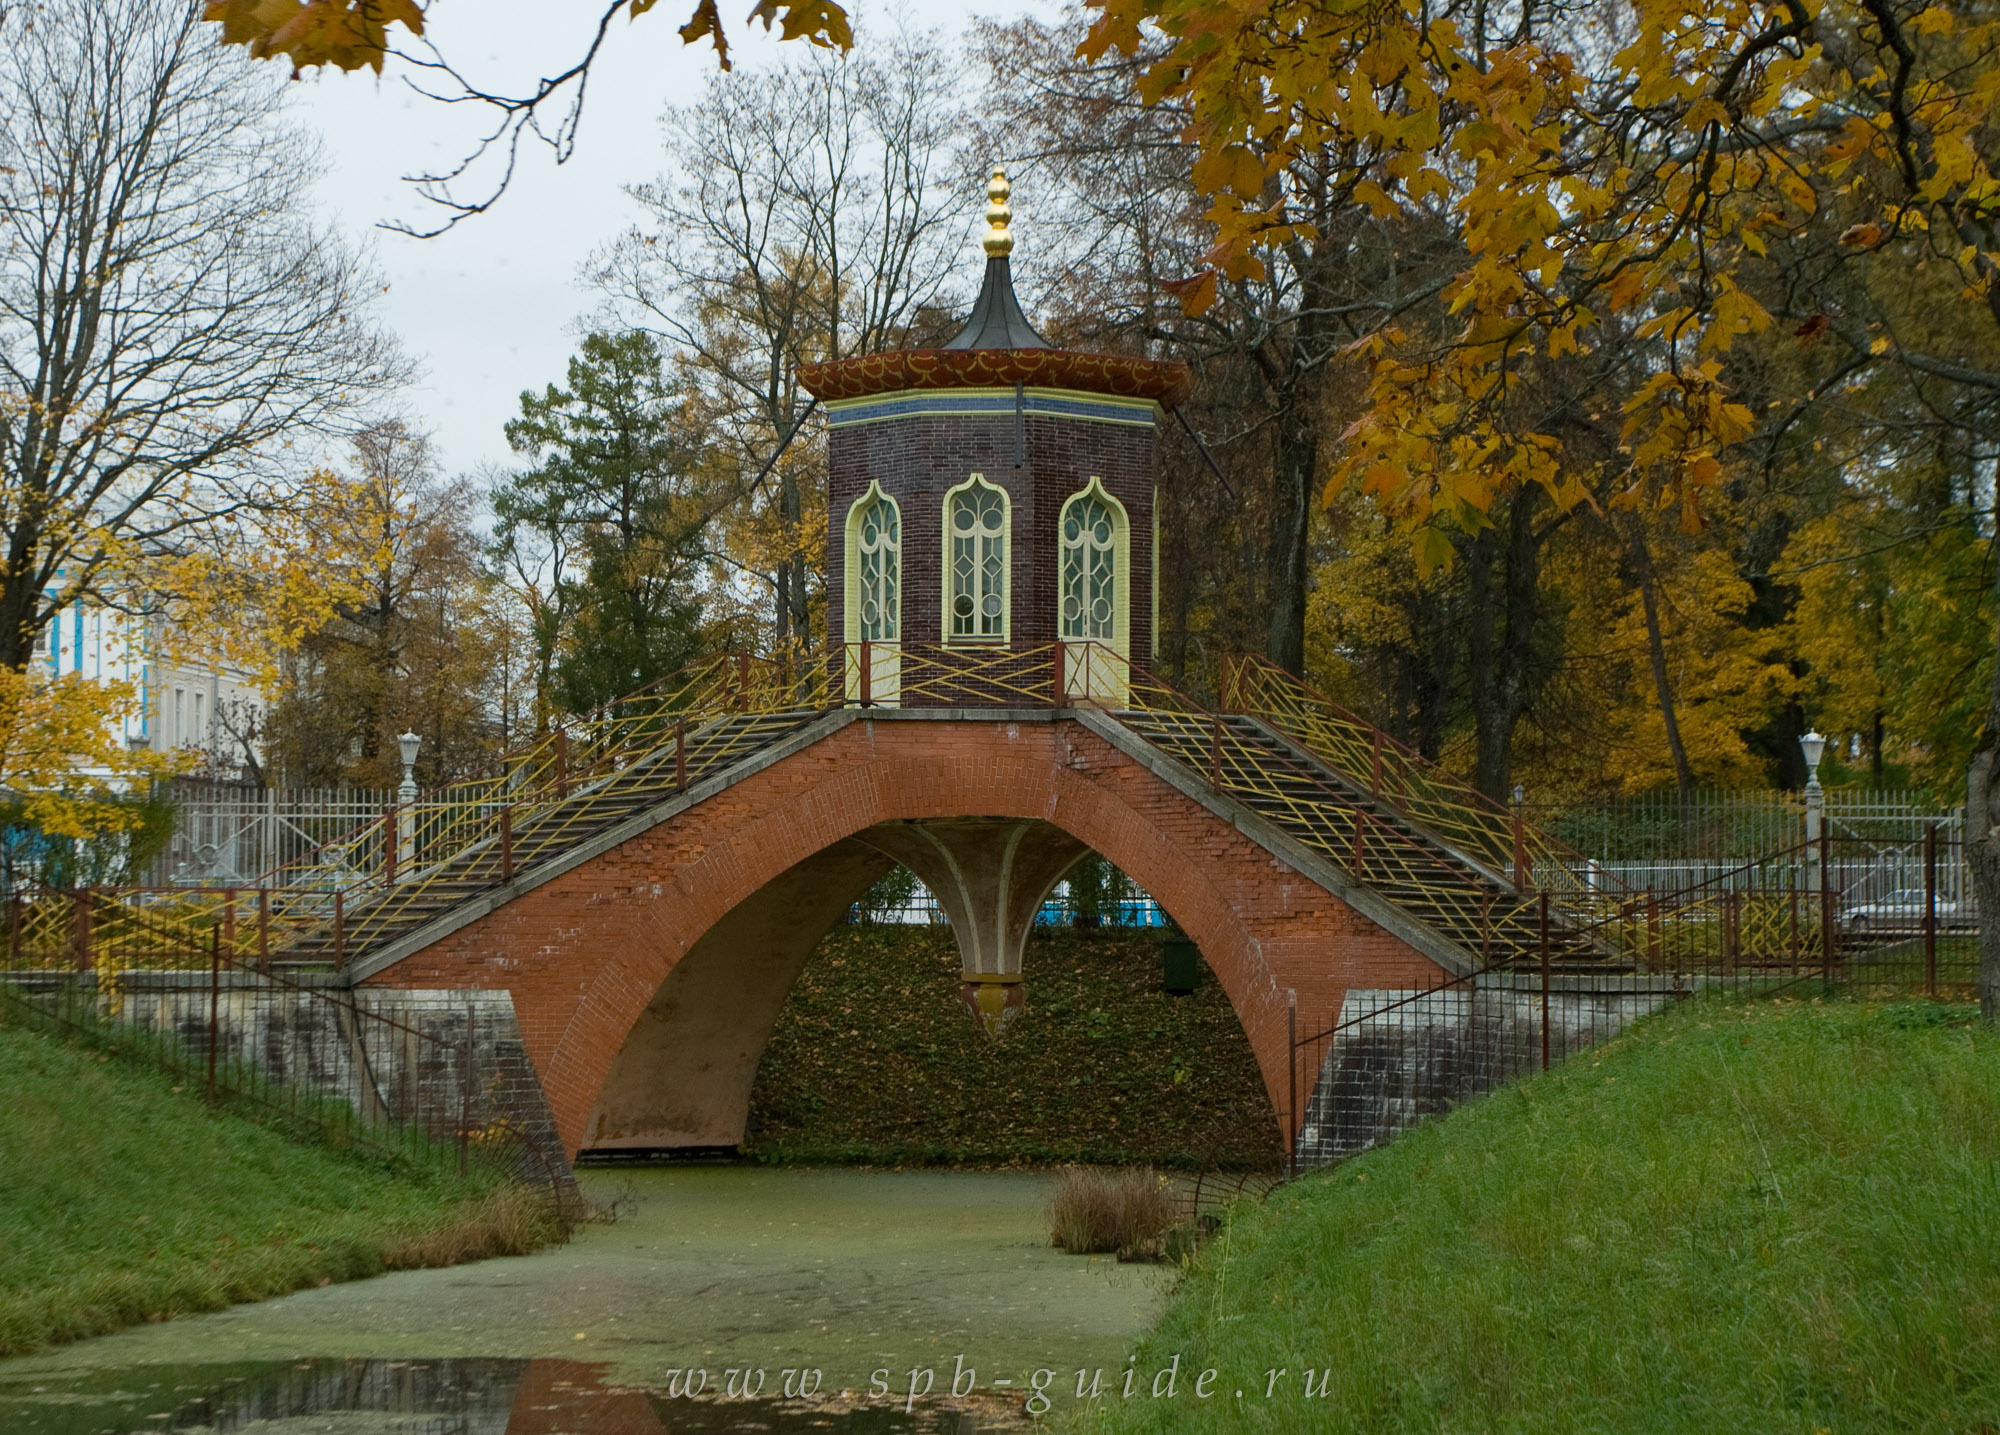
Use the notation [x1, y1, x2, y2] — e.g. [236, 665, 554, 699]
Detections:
[942, 473, 1011, 644]
[1057, 477, 1130, 652]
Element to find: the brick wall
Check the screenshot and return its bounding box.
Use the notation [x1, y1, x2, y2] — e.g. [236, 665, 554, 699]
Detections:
[364, 716, 1446, 1159]
[827, 409, 1156, 657]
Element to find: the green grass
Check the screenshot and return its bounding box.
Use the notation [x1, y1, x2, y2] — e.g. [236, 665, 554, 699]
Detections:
[746, 925, 1280, 1168]
[0, 1012, 564, 1357]
[1069, 995, 2000, 1434]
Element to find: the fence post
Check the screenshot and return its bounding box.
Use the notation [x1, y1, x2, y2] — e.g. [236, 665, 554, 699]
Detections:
[258, 887, 270, 970]
[675, 720, 688, 792]
[1208, 716, 1224, 787]
[1513, 811, 1529, 891]
[206, 927, 220, 1104]
[1647, 892, 1661, 969]
[1820, 829, 1835, 993]
[223, 890, 237, 957]
[460, 996, 475, 1180]
[500, 805, 515, 884]
[1051, 641, 1065, 707]
[382, 808, 397, 885]
[1924, 824, 1938, 998]
[1371, 731, 1383, 800]
[859, 639, 873, 707]
[1539, 892, 1551, 1073]
[73, 888, 92, 973]
[333, 890, 345, 975]
[6, 894, 18, 964]
[1287, 992, 1298, 1181]
[737, 653, 751, 711]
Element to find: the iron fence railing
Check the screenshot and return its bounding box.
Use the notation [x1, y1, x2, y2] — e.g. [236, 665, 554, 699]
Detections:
[6, 645, 1990, 1006]
[0, 924, 571, 1193]
[1286, 831, 1980, 1174]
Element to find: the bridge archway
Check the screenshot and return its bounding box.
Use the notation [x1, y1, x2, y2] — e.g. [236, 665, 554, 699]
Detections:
[364, 713, 1451, 1158]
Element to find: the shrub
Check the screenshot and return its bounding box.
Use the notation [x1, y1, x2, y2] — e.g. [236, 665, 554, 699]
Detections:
[1049, 1165, 1177, 1256]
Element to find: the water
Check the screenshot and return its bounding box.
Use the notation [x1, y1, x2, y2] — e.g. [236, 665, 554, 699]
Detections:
[0, 1169, 1169, 1433]
[0, 1357, 1025, 1432]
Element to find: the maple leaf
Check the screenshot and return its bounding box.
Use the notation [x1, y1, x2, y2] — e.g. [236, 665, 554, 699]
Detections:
[677, 0, 730, 69]
[1159, 269, 1219, 316]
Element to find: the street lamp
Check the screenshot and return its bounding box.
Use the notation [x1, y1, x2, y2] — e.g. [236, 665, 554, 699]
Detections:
[398, 731, 421, 799]
[1800, 730, 1826, 784]
[1802, 729, 1825, 889]
[396, 731, 421, 882]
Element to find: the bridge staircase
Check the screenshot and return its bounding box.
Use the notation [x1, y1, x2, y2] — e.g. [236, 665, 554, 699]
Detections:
[269, 707, 828, 969]
[1116, 660, 1625, 974]
[17, 647, 1637, 980]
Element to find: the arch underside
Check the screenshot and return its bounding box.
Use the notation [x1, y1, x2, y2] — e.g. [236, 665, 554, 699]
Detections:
[584, 817, 1104, 1152]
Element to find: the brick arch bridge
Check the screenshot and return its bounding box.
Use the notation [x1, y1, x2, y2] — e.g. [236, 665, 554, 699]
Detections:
[354, 705, 1462, 1160]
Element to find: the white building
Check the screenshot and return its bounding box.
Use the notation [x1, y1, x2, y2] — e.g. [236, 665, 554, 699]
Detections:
[38, 599, 265, 778]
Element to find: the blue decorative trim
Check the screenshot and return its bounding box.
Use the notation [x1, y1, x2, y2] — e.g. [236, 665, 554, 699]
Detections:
[826, 387, 1158, 430]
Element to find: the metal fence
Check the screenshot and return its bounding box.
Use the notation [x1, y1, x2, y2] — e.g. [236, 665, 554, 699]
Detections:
[142, 779, 398, 887]
[1538, 787, 1961, 861]
[1287, 830, 1979, 1175]
[848, 880, 1172, 928]
[0, 920, 571, 1194]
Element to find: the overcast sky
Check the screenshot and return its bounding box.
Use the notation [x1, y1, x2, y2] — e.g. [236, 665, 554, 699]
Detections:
[289, 0, 1063, 483]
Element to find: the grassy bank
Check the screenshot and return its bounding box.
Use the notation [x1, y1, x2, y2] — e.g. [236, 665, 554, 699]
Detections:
[0, 1013, 564, 1357]
[1072, 995, 2000, 1433]
[746, 925, 1279, 1168]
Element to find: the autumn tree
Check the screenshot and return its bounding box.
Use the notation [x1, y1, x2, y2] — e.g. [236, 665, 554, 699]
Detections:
[266, 424, 507, 788]
[592, 32, 967, 652]
[0, 0, 398, 842]
[1082, 0, 2000, 1012]
[977, 10, 1474, 678]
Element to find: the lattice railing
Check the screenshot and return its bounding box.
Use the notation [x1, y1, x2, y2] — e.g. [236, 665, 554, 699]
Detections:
[9, 642, 1631, 974]
[1220, 655, 1612, 896]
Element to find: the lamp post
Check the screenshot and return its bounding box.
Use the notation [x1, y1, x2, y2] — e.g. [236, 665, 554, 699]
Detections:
[397, 731, 420, 882]
[1801, 729, 1826, 890]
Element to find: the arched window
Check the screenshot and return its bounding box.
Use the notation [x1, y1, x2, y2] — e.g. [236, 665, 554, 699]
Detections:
[846, 482, 900, 642]
[944, 474, 1009, 642]
[1058, 479, 1130, 704]
[1058, 479, 1129, 648]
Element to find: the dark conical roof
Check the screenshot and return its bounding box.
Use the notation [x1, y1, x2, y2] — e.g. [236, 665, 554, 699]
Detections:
[943, 255, 1050, 351]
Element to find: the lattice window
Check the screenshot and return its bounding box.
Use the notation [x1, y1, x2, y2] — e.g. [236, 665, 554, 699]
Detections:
[946, 475, 1008, 640]
[1060, 490, 1120, 640]
[851, 488, 900, 641]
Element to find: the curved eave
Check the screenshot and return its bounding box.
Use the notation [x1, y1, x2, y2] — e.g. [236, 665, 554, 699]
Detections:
[798, 348, 1195, 410]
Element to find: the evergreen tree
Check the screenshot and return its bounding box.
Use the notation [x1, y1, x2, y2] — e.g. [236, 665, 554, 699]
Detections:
[494, 333, 717, 717]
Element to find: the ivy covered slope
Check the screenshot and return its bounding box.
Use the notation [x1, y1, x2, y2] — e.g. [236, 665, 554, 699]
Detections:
[1074, 996, 2000, 1434]
[747, 927, 1280, 1169]
[0, 1012, 561, 1357]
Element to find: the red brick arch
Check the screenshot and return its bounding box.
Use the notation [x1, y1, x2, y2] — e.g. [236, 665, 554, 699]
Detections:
[366, 715, 1448, 1157]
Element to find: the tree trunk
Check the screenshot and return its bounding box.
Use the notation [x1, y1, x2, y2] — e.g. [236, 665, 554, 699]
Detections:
[1971, 474, 2000, 1021]
[1627, 522, 1696, 801]
[1968, 737, 2000, 1021]
[1465, 489, 1543, 803]
[1265, 406, 1317, 675]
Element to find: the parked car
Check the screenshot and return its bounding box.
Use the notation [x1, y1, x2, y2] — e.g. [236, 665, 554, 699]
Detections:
[1836, 889, 1974, 934]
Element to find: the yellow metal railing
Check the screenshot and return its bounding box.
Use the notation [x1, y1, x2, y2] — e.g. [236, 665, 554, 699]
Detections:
[6, 642, 1675, 975]
[1219, 655, 1615, 897]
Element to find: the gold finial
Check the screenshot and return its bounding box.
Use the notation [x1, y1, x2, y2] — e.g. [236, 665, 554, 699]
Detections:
[982, 166, 1013, 258]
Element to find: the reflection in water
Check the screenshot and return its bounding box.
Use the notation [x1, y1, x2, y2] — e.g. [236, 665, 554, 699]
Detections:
[0, 1358, 1027, 1434]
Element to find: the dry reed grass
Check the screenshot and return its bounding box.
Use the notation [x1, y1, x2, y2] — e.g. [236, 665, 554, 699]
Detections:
[380, 1185, 573, 1269]
[1048, 1165, 1179, 1255]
